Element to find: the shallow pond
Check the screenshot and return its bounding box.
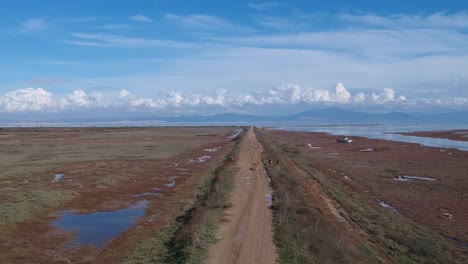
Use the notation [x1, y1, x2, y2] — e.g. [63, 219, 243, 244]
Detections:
[53, 174, 64, 181]
[52, 200, 148, 246]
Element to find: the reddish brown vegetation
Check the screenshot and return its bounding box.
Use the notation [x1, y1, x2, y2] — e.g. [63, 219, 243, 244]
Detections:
[0, 127, 235, 263]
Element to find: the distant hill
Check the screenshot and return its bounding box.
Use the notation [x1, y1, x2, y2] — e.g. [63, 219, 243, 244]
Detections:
[145, 108, 467, 124]
[2, 108, 467, 126]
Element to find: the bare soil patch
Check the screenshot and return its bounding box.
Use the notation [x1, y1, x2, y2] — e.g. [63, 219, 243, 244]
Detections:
[207, 128, 276, 264]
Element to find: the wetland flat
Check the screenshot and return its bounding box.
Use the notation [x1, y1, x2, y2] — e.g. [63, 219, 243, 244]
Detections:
[0, 127, 236, 263]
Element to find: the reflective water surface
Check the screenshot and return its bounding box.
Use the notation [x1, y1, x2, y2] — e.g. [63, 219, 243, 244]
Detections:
[52, 200, 148, 246]
[277, 124, 468, 151]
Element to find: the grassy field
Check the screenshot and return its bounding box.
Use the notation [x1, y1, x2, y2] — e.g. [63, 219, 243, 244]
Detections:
[0, 127, 203, 180]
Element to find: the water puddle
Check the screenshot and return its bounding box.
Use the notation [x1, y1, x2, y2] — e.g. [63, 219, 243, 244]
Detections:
[205, 146, 221, 152]
[229, 128, 244, 139]
[265, 193, 273, 206]
[358, 148, 374, 152]
[54, 174, 64, 181]
[189, 155, 211, 163]
[394, 176, 410, 182]
[394, 175, 436, 182]
[403, 175, 436, 181]
[378, 200, 400, 215]
[165, 181, 176, 187]
[133, 192, 159, 197]
[263, 169, 272, 184]
[53, 174, 64, 182]
[52, 200, 148, 247]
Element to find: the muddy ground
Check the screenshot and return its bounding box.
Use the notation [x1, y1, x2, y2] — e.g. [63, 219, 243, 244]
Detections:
[261, 129, 468, 253]
[397, 129, 468, 142]
[0, 127, 237, 263]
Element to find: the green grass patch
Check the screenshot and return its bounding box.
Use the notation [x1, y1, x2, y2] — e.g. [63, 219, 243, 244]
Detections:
[0, 190, 75, 226]
[0, 142, 194, 180]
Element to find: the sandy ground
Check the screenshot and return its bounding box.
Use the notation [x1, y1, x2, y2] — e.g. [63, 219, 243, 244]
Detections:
[207, 127, 276, 264]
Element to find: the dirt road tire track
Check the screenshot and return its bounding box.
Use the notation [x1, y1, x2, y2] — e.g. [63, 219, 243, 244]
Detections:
[207, 127, 276, 264]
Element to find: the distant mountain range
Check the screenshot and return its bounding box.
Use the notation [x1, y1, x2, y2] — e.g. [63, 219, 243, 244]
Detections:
[1, 108, 467, 126]
[129, 108, 468, 124]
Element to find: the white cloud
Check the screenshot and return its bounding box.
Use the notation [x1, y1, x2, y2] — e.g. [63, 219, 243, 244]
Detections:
[59, 90, 88, 108]
[0, 88, 54, 112]
[201, 89, 228, 106]
[96, 24, 133, 30]
[164, 13, 250, 32]
[353, 92, 366, 103]
[454, 97, 468, 105]
[119, 89, 132, 98]
[51, 12, 468, 103]
[371, 88, 406, 104]
[67, 33, 198, 48]
[20, 19, 48, 31]
[90, 91, 102, 103]
[130, 98, 159, 108]
[156, 90, 228, 108]
[59, 89, 102, 109]
[334, 83, 351, 103]
[130, 14, 153, 23]
[0, 84, 462, 114]
[248, 1, 283, 11]
[231, 84, 408, 107]
[339, 12, 468, 29]
[233, 83, 355, 106]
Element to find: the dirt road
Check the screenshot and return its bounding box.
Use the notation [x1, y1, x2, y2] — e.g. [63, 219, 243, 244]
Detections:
[207, 127, 276, 264]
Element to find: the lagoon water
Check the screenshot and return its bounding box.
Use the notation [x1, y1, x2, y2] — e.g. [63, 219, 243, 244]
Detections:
[276, 124, 468, 151]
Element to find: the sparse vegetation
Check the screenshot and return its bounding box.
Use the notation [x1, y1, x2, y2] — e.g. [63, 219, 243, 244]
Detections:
[256, 129, 464, 264]
[124, 135, 241, 264]
[0, 190, 75, 225]
[256, 130, 353, 264]
[0, 127, 236, 263]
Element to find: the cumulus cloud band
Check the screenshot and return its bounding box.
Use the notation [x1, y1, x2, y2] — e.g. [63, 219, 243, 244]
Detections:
[3, 83, 461, 113]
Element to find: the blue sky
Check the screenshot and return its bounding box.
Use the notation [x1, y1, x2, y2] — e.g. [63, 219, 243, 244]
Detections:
[1, 0, 468, 117]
